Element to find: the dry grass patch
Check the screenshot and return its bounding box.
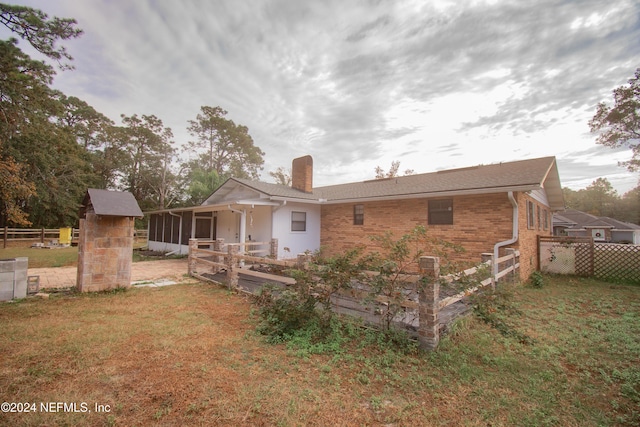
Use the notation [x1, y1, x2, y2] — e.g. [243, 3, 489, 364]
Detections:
[0, 276, 638, 426]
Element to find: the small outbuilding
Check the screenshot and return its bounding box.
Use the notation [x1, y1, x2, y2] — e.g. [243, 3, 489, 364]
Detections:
[76, 189, 143, 292]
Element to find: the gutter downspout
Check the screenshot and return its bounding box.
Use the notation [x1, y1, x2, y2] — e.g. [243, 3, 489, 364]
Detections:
[165, 211, 183, 256]
[493, 191, 518, 279]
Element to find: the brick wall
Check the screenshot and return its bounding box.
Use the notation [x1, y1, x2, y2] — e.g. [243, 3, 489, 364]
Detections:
[320, 192, 552, 281]
[515, 192, 553, 280]
[76, 213, 135, 292]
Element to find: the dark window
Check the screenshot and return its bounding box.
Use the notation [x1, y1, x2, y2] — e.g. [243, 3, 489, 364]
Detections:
[149, 214, 158, 241]
[527, 201, 535, 229]
[428, 199, 453, 225]
[181, 211, 193, 245]
[354, 205, 364, 225]
[291, 211, 306, 231]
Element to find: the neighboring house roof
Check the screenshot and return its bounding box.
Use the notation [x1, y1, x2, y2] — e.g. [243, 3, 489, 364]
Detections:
[80, 189, 143, 218]
[203, 156, 564, 208]
[553, 209, 640, 231]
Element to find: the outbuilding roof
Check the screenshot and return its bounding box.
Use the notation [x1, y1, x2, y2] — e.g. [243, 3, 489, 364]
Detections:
[80, 189, 143, 218]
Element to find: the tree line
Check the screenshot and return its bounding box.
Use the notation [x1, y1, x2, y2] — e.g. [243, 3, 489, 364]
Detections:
[0, 3, 264, 228]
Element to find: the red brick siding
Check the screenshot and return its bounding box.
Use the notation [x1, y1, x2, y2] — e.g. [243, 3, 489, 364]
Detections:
[321, 193, 513, 265]
[514, 193, 553, 280]
[320, 192, 553, 281]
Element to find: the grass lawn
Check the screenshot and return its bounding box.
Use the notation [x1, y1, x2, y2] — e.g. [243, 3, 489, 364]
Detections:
[0, 275, 638, 426]
[0, 244, 172, 268]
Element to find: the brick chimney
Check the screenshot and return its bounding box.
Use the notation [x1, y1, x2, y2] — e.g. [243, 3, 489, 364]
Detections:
[292, 155, 313, 193]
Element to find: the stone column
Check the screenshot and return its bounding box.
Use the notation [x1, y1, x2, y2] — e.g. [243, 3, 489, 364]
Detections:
[77, 214, 134, 292]
[418, 256, 440, 351]
[270, 238, 278, 259]
[213, 238, 225, 274]
[188, 238, 198, 276]
[227, 244, 239, 289]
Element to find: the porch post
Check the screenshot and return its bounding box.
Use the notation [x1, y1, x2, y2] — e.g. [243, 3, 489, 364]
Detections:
[238, 209, 246, 254]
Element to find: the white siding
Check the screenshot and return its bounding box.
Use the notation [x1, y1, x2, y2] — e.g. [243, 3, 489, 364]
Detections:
[272, 202, 321, 259]
[246, 206, 272, 244]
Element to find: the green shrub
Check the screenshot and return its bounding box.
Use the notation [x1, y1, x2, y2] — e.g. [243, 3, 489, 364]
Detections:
[529, 271, 544, 288]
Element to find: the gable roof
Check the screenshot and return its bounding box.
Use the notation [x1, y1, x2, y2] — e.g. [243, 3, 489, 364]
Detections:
[218, 156, 563, 209]
[553, 209, 640, 231]
[316, 157, 563, 208]
[80, 189, 143, 218]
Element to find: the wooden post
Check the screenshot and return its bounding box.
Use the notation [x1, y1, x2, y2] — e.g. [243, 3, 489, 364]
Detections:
[40, 227, 45, 244]
[213, 238, 225, 274]
[418, 256, 440, 351]
[188, 238, 198, 276]
[3, 226, 7, 249]
[270, 238, 278, 259]
[227, 244, 239, 289]
[505, 248, 516, 282]
[481, 252, 495, 290]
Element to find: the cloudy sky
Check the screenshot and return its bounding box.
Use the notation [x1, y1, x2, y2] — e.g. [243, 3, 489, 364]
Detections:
[5, 0, 640, 193]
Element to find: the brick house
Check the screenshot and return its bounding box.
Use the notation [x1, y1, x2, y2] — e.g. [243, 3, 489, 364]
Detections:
[147, 155, 564, 280]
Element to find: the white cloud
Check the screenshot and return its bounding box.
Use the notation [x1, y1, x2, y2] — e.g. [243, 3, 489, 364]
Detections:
[5, 0, 640, 194]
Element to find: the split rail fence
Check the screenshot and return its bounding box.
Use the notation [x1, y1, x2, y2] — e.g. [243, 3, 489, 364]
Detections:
[1, 227, 148, 248]
[188, 237, 520, 350]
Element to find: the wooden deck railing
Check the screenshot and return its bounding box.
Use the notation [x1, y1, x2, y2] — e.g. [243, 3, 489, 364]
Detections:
[188, 238, 520, 351]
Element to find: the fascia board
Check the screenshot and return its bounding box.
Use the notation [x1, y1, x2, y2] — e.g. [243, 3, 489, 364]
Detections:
[319, 185, 540, 205]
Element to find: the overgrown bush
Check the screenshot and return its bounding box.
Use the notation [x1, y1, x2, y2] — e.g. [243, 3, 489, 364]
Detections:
[471, 285, 535, 345]
[252, 226, 478, 353]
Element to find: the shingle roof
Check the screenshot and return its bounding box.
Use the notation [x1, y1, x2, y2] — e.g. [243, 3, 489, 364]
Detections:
[231, 178, 323, 201]
[316, 157, 559, 202]
[554, 209, 640, 231]
[81, 189, 143, 218]
[226, 156, 563, 208]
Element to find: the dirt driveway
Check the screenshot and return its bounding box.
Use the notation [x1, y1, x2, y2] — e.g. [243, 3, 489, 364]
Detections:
[29, 258, 189, 289]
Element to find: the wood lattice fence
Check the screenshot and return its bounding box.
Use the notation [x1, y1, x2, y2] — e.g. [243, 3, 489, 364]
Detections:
[538, 236, 640, 283]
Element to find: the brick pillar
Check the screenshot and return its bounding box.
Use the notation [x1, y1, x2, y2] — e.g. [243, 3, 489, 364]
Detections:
[213, 238, 225, 274]
[418, 256, 440, 351]
[296, 253, 311, 269]
[188, 238, 198, 276]
[227, 245, 239, 289]
[270, 238, 278, 259]
[77, 214, 134, 292]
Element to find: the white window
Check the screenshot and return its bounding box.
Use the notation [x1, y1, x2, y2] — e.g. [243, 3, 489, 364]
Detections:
[291, 211, 306, 232]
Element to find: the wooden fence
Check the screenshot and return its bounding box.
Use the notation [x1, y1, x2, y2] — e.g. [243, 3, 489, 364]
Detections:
[1, 227, 148, 248]
[188, 237, 520, 350]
